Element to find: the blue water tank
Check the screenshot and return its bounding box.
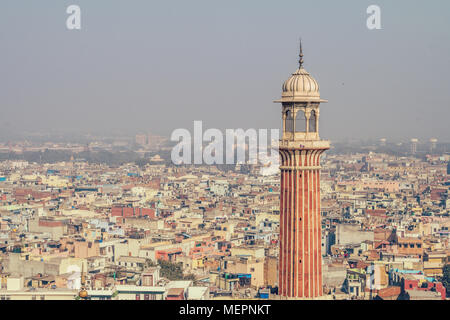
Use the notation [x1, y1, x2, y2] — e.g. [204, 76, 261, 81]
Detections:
[260, 292, 269, 299]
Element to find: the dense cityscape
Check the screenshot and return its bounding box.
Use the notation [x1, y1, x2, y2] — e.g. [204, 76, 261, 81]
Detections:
[0, 135, 448, 300]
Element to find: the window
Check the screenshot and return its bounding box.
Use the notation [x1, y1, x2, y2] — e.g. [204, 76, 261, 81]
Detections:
[295, 110, 306, 132]
[285, 110, 294, 133]
[309, 110, 316, 132]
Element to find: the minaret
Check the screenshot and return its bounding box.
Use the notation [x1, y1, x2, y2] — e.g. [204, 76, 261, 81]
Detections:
[274, 41, 330, 298]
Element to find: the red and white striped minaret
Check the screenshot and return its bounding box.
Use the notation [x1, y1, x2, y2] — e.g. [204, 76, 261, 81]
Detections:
[275, 41, 329, 298]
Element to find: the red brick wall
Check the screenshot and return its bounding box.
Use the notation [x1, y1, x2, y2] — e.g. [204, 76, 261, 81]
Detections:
[39, 219, 63, 227]
[111, 207, 123, 217]
[141, 208, 155, 218]
[123, 207, 134, 217]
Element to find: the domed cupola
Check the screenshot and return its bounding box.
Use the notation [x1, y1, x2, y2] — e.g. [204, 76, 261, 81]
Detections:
[275, 40, 329, 142]
[282, 68, 320, 101]
[276, 41, 326, 103]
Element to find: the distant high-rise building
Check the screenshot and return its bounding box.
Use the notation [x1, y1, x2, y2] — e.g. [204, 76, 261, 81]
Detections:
[135, 134, 147, 146]
[275, 42, 329, 298]
[147, 134, 168, 148]
[410, 138, 418, 154]
[379, 138, 386, 147]
[430, 138, 438, 153]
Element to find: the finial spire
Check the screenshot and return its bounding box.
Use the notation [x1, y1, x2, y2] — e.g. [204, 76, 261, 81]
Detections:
[299, 38, 304, 68]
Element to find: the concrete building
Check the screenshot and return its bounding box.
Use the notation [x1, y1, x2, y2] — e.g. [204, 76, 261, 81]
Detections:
[429, 138, 437, 153]
[115, 284, 165, 300]
[336, 224, 374, 246]
[410, 138, 418, 154]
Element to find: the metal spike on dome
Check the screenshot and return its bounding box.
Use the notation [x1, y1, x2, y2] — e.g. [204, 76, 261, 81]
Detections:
[299, 38, 304, 68]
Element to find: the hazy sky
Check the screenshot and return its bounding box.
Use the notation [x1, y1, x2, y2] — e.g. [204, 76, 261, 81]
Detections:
[1, 0, 449, 142]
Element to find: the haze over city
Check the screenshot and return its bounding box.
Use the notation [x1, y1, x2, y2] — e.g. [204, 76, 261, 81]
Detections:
[1, 0, 449, 142]
[0, 1, 449, 306]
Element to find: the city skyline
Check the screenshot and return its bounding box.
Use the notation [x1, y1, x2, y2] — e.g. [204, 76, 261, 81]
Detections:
[0, 1, 449, 305]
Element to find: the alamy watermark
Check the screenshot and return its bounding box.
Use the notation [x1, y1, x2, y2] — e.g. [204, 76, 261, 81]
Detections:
[65, 5, 381, 32]
[367, 5, 381, 30]
[170, 121, 279, 175]
[66, 5, 81, 30]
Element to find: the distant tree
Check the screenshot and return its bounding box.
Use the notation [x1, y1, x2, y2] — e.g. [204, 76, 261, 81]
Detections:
[135, 159, 150, 168]
[158, 259, 184, 280]
[442, 264, 450, 296]
[145, 259, 157, 268]
[183, 273, 197, 281]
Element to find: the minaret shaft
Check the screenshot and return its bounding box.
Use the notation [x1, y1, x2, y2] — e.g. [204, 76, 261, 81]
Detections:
[278, 147, 327, 298]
